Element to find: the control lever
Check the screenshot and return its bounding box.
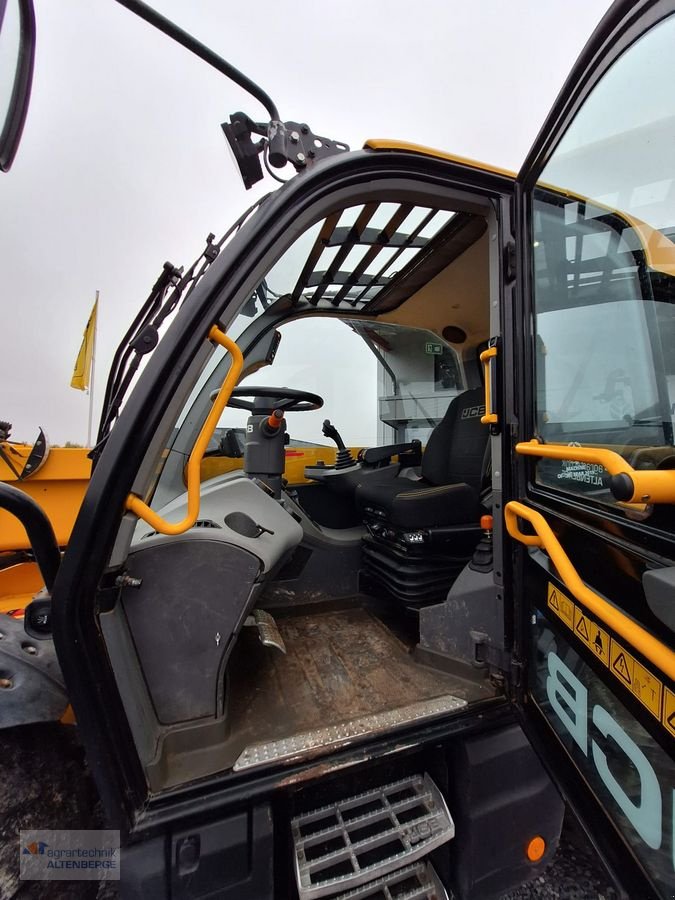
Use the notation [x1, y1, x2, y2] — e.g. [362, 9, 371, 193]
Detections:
[263, 408, 284, 436]
[322, 419, 356, 469]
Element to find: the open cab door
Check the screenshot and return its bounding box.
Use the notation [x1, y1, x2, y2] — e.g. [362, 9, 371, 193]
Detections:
[510, 2, 675, 896]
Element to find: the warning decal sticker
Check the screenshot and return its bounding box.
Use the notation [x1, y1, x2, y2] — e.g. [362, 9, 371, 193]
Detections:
[610, 641, 634, 688]
[573, 605, 609, 667]
[663, 688, 675, 739]
[546, 582, 669, 729]
[547, 583, 574, 629]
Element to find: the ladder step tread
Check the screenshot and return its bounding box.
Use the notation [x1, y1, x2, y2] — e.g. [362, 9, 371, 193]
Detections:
[291, 774, 454, 900]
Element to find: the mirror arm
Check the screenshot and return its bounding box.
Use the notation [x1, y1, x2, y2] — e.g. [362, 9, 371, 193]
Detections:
[113, 0, 281, 121]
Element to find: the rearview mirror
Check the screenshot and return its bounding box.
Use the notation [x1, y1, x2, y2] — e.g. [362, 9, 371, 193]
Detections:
[0, 0, 35, 172]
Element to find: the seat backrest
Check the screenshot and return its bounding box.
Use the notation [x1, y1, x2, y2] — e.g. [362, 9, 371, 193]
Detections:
[421, 387, 488, 488]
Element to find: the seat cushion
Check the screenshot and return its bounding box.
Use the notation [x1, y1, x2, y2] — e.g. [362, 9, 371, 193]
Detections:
[356, 478, 480, 529]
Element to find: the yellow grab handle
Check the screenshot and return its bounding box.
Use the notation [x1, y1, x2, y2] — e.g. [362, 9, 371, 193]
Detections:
[479, 345, 498, 426]
[505, 500, 675, 681]
[516, 440, 675, 505]
[126, 326, 244, 535]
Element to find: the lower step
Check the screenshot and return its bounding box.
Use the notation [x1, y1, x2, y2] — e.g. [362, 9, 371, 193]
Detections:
[291, 774, 454, 900]
[331, 861, 448, 900]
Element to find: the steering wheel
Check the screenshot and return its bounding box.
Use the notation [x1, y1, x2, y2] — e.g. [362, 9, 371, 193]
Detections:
[225, 386, 324, 413]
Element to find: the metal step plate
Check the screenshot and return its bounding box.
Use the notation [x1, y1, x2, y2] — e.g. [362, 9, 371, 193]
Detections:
[233, 694, 466, 772]
[253, 609, 286, 653]
[243, 609, 287, 653]
[330, 861, 448, 900]
[291, 774, 455, 900]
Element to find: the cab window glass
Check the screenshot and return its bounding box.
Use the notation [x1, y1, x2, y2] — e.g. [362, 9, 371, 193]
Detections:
[217, 317, 379, 448]
[216, 317, 464, 448]
[532, 14, 675, 509]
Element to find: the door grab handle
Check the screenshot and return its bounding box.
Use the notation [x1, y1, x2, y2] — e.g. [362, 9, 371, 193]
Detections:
[516, 440, 675, 505]
[479, 346, 498, 426]
[126, 327, 243, 535]
[505, 500, 675, 681]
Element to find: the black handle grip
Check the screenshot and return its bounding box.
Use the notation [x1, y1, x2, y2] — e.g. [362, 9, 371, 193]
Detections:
[322, 419, 346, 450]
[609, 473, 635, 501]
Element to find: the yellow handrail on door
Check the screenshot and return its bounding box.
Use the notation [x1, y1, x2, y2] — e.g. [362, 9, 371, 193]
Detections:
[126, 326, 243, 535]
[505, 500, 675, 682]
[516, 440, 675, 505]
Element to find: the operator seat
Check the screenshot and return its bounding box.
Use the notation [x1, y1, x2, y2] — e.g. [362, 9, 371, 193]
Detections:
[355, 387, 488, 529]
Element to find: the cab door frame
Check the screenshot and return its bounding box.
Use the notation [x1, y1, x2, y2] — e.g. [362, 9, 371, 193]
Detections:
[510, 1, 675, 896]
[52, 148, 516, 838]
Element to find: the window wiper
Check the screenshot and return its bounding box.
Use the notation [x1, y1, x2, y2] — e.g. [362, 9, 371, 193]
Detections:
[91, 194, 269, 465]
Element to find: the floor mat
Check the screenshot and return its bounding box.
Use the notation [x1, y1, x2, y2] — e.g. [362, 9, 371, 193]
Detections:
[225, 608, 491, 766]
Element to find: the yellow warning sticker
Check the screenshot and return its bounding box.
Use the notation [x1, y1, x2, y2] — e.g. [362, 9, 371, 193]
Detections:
[546, 582, 667, 727]
[588, 622, 610, 667]
[607, 639, 665, 721]
[547, 584, 574, 630]
[663, 688, 675, 739]
[573, 606, 591, 645]
[610, 640, 634, 689]
[632, 659, 663, 719]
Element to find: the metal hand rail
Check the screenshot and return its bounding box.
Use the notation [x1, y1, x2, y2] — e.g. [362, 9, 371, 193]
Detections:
[505, 500, 675, 681]
[126, 327, 243, 535]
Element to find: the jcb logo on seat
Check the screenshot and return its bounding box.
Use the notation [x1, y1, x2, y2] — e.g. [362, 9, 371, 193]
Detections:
[461, 406, 485, 419]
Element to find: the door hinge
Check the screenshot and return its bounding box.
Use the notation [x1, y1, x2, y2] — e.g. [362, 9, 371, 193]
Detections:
[510, 656, 524, 689]
[470, 630, 511, 676]
[504, 241, 516, 282]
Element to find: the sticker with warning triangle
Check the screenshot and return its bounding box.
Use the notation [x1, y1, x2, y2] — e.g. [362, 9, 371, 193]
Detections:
[663, 688, 675, 738]
[547, 583, 574, 629]
[546, 582, 667, 727]
[573, 606, 609, 666]
[610, 641, 634, 687]
[609, 639, 665, 721]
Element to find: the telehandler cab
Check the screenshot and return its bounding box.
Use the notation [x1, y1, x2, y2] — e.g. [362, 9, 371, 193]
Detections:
[1, 0, 674, 897]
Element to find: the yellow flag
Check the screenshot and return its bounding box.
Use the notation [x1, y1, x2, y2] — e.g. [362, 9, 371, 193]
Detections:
[71, 298, 98, 391]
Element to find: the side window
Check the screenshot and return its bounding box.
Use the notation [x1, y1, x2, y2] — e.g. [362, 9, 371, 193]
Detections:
[218, 318, 379, 447]
[532, 14, 675, 510]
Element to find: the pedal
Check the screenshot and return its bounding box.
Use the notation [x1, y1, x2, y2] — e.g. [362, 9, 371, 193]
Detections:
[244, 609, 286, 654]
[330, 861, 448, 900]
[291, 774, 454, 900]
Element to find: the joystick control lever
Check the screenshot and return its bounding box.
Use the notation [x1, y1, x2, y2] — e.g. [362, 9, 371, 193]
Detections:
[322, 419, 356, 469]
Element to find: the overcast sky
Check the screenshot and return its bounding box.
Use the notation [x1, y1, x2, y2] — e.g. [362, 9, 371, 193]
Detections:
[1, 0, 611, 445]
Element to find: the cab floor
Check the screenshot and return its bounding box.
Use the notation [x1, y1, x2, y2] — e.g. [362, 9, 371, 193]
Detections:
[223, 606, 495, 767]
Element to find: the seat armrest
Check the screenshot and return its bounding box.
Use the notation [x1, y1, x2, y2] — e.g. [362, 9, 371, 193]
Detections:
[361, 440, 421, 467]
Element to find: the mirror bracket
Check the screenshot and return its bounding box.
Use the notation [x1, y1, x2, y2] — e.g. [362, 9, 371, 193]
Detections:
[223, 112, 349, 190]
